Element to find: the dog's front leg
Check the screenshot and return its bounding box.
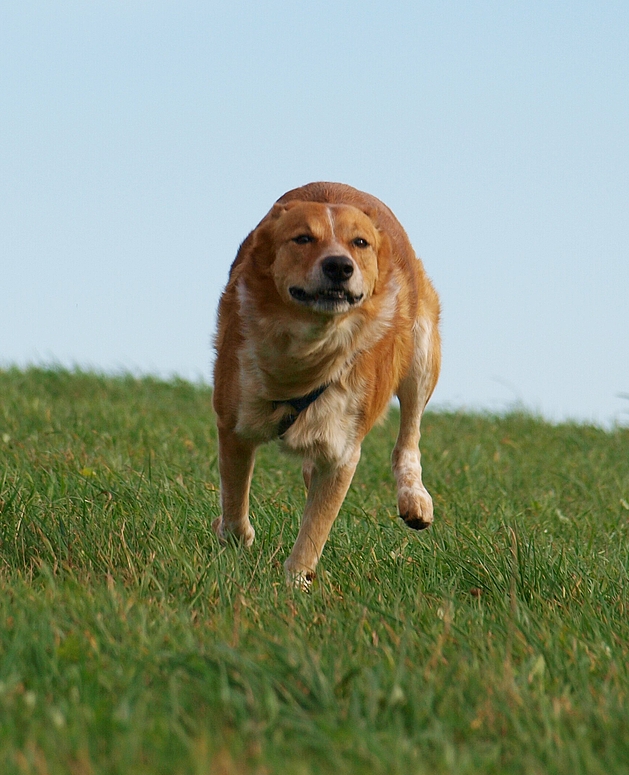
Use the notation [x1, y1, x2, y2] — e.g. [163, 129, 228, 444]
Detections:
[285, 447, 361, 588]
[393, 317, 440, 531]
[212, 428, 257, 547]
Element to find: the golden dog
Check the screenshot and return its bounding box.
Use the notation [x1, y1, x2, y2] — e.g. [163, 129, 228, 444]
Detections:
[212, 182, 441, 587]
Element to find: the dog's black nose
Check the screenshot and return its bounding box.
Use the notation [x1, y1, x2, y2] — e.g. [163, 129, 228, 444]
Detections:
[321, 255, 354, 283]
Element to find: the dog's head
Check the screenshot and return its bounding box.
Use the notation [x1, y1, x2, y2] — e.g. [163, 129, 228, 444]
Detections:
[251, 201, 388, 316]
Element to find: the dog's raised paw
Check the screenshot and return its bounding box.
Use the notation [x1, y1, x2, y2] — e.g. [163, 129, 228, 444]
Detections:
[397, 484, 434, 531]
[399, 513, 432, 531]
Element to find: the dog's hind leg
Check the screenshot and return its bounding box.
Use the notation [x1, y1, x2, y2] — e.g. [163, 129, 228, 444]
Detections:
[392, 316, 440, 531]
[212, 428, 257, 547]
[285, 447, 361, 588]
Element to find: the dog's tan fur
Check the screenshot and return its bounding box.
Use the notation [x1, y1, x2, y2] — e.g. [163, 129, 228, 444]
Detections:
[213, 182, 441, 586]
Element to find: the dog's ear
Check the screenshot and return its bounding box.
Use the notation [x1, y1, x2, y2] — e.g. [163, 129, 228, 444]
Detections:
[253, 200, 296, 237]
[227, 201, 300, 282]
[245, 202, 293, 273]
[359, 204, 382, 226]
[267, 202, 290, 219]
[269, 199, 302, 216]
[251, 198, 304, 248]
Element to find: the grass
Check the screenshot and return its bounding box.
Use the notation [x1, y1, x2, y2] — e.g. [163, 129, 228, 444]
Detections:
[1, 366, 629, 774]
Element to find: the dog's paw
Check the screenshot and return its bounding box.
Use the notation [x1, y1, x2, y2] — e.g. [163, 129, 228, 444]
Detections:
[399, 513, 432, 530]
[398, 486, 434, 531]
[212, 517, 256, 547]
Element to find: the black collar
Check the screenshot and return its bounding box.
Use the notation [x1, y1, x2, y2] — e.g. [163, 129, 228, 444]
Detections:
[273, 384, 329, 437]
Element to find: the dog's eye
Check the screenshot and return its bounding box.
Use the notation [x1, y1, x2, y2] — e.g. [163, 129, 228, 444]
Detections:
[292, 234, 314, 245]
[352, 237, 369, 248]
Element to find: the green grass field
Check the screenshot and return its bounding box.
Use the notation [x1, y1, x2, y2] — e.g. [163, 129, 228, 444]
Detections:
[1, 367, 628, 774]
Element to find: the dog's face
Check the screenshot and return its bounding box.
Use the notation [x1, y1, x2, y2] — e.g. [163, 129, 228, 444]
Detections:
[264, 202, 383, 315]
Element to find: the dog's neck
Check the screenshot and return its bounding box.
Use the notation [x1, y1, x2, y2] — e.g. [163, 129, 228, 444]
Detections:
[239, 310, 361, 399]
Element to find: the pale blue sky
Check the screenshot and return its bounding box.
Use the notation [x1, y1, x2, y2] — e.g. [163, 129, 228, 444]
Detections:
[2, 1, 628, 425]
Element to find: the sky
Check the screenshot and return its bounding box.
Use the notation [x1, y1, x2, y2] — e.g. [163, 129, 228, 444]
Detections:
[1, 1, 628, 426]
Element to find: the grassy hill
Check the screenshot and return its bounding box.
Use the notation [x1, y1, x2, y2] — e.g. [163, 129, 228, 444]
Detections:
[1, 367, 628, 774]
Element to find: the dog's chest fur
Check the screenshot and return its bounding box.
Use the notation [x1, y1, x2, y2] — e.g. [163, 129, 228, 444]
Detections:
[233, 276, 400, 460]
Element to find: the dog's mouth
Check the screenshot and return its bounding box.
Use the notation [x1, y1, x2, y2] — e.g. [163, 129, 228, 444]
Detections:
[289, 286, 364, 307]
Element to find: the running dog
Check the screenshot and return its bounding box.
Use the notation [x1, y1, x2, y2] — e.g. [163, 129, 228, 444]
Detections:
[212, 182, 441, 587]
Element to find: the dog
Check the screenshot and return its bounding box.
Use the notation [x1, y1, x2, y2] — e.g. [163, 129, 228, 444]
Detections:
[212, 182, 441, 587]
